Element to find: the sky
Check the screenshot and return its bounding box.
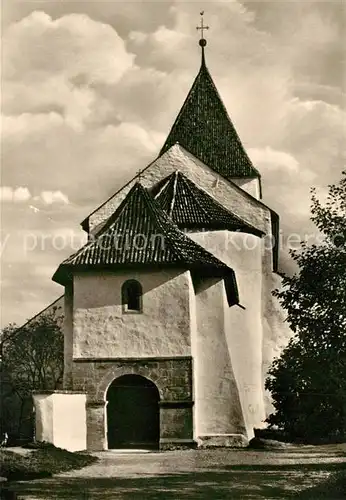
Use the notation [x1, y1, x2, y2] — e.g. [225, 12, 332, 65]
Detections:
[1, 0, 345, 327]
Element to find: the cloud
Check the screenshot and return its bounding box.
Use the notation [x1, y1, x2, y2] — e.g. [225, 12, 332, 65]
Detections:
[248, 148, 299, 173]
[244, 1, 344, 89]
[248, 147, 315, 233]
[39, 191, 69, 205]
[2, 114, 163, 205]
[4, 11, 134, 85]
[0, 186, 31, 202]
[3, 11, 135, 133]
[1, 1, 344, 326]
[2, 12, 164, 203]
[0, 186, 70, 205]
[2, 112, 63, 137]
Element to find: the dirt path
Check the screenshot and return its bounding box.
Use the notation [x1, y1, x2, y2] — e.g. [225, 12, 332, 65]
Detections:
[10, 445, 346, 499]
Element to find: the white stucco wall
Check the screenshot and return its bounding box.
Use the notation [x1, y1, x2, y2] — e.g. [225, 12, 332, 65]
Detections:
[194, 276, 246, 438]
[63, 285, 73, 389]
[33, 392, 87, 452]
[231, 177, 261, 200]
[188, 272, 199, 439]
[72, 269, 193, 358]
[190, 231, 265, 436]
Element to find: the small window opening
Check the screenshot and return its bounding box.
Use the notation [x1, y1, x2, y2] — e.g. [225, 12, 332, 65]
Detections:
[122, 279, 143, 313]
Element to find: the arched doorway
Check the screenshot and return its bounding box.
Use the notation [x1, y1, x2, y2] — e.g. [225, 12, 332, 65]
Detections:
[106, 374, 160, 449]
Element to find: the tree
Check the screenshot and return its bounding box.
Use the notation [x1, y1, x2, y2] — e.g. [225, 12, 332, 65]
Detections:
[265, 171, 346, 441]
[0, 306, 64, 439]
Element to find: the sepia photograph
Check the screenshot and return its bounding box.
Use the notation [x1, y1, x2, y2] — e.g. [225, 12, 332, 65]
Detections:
[1, 0, 345, 498]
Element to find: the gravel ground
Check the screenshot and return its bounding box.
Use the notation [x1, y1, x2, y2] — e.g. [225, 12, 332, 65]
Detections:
[9, 444, 346, 499]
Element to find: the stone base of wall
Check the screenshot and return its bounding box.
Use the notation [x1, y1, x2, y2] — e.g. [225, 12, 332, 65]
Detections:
[197, 434, 248, 448]
[159, 438, 197, 451]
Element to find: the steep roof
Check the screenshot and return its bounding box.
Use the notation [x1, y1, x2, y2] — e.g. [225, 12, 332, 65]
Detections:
[160, 51, 259, 180]
[53, 183, 238, 305]
[151, 171, 263, 236]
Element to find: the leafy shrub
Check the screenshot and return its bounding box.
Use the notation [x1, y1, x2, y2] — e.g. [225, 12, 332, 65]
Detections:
[266, 172, 346, 442]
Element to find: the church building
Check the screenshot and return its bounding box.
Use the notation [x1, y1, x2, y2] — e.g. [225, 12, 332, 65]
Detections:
[34, 27, 291, 451]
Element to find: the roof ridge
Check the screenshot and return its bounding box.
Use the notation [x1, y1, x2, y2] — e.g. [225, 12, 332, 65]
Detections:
[62, 184, 147, 266]
[183, 175, 260, 229]
[153, 171, 264, 236]
[176, 171, 214, 224]
[96, 188, 135, 237]
[153, 176, 171, 200]
[138, 182, 202, 263]
[168, 171, 179, 218]
[76, 183, 198, 265]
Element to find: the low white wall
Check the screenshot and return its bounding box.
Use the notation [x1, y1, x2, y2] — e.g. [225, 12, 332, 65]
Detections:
[33, 392, 87, 452]
[33, 394, 54, 443]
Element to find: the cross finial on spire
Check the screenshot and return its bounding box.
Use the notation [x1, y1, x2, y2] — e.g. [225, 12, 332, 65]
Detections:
[196, 11, 209, 66]
[196, 11, 209, 46]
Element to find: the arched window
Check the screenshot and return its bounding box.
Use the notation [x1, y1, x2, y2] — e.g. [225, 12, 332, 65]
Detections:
[122, 279, 143, 313]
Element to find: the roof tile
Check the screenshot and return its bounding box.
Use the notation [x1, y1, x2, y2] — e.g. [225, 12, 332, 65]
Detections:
[152, 171, 263, 235]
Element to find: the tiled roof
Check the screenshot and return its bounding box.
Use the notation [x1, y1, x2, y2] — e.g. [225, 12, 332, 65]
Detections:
[160, 56, 259, 180]
[151, 171, 263, 236]
[53, 183, 238, 306]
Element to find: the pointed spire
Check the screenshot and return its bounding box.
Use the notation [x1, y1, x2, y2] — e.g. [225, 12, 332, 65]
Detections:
[160, 16, 260, 181]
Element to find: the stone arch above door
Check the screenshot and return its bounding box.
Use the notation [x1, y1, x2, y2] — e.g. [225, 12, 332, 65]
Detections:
[96, 365, 164, 402]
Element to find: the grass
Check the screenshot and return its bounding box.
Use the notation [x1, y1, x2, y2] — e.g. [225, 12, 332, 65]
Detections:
[0, 444, 97, 481]
[294, 469, 346, 498]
